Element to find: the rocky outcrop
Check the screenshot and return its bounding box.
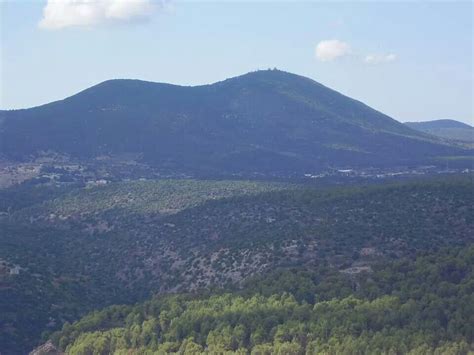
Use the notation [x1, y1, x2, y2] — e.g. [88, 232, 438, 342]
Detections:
[29, 341, 64, 355]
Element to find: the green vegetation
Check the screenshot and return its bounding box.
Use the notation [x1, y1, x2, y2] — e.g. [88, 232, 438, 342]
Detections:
[18, 179, 291, 219]
[50, 246, 474, 354]
[0, 176, 472, 353]
[0, 180, 291, 354]
[0, 182, 75, 213]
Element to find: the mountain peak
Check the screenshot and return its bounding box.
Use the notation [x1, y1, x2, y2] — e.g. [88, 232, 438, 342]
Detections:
[87, 69, 306, 92]
[0, 70, 469, 172]
[216, 68, 319, 87]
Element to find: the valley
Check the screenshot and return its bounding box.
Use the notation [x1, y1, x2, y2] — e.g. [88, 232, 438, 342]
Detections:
[0, 154, 471, 193]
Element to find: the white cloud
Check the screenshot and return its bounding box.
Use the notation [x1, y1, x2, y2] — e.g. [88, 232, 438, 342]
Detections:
[315, 40, 351, 62]
[364, 53, 397, 65]
[39, 0, 163, 30]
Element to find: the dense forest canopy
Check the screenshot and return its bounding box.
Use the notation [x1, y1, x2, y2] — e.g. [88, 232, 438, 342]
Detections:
[50, 246, 474, 354]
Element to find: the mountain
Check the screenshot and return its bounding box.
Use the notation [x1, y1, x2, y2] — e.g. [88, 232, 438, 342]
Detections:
[405, 119, 474, 144]
[0, 70, 470, 175]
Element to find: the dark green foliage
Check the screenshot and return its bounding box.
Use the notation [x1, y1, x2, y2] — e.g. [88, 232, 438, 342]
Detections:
[0, 182, 75, 213]
[1, 70, 470, 173]
[49, 247, 474, 354]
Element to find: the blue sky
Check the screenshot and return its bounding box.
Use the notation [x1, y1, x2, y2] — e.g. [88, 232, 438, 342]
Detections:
[1, 0, 472, 124]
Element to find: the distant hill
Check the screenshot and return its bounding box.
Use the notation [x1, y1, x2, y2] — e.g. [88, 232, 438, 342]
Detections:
[0, 70, 470, 174]
[405, 119, 473, 144]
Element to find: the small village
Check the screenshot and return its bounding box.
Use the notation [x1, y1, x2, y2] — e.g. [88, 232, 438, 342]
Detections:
[0, 156, 471, 190]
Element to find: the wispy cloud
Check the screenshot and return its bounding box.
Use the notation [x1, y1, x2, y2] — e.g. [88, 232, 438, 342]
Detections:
[39, 0, 166, 30]
[364, 53, 397, 65]
[315, 40, 351, 62]
[315, 40, 397, 65]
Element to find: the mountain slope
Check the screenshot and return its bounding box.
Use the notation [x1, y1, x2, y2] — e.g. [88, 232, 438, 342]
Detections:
[405, 119, 474, 143]
[0, 70, 469, 174]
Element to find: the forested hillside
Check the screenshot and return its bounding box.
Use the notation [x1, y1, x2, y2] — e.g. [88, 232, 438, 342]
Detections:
[1, 176, 473, 353]
[49, 246, 474, 354]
